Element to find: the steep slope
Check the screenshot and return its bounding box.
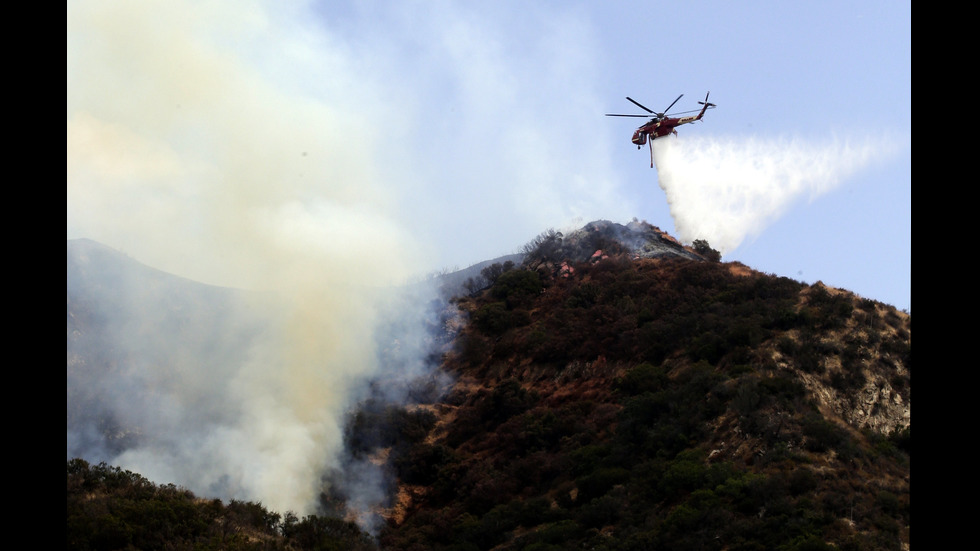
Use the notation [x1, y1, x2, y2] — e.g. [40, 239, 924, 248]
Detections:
[376, 238, 910, 550]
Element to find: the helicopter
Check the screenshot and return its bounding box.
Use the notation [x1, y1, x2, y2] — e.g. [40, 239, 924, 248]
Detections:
[606, 92, 715, 166]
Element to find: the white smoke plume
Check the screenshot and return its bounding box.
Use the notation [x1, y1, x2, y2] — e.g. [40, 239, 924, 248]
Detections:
[651, 134, 902, 253]
[66, 0, 432, 522]
[67, 0, 628, 528]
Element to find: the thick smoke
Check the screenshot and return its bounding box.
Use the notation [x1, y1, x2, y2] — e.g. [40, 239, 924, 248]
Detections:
[66, 0, 432, 522]
[67, 250, 443, 528]
[651, 134, 900, 253]
[67, 0, 627, 529]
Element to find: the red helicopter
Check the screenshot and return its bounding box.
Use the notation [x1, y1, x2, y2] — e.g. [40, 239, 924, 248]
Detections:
[606, 92, 715, 166]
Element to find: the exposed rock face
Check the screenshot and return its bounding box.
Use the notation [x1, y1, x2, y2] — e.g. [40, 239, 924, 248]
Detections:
[789, 293, 911, 435]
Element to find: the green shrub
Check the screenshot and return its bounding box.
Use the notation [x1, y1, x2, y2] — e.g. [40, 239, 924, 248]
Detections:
[473, 301, 528, 335]
[491, 269, 543, 305]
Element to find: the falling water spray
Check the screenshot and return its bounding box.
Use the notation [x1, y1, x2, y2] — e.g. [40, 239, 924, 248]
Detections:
[651, 134, 899, 254]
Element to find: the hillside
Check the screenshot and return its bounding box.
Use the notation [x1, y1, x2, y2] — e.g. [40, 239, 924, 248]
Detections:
[67, 223, 910, 550]
[370, 228, 909, 550]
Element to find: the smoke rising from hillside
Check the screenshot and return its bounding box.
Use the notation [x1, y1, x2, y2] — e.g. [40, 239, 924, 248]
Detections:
[67, 0, 627, 527]
[67, 0, 425, 520]
[651, 134, 900, 254]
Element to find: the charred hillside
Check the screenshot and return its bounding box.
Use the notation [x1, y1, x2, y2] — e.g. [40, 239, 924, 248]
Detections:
[376, 228, 910, 550]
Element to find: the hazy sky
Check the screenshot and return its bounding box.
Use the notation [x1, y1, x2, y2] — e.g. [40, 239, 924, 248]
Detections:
[67, 0, 910, 310]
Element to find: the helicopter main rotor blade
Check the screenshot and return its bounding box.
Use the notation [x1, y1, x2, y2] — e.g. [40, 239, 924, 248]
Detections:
[659, 94, 683, 117]
[626, 97, 654, 113]
[605, 113, 656, 117]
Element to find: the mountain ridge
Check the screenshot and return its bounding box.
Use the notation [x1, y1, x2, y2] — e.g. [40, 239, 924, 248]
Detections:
[66, 221, 910, 550]
[378, 242, 909, 549]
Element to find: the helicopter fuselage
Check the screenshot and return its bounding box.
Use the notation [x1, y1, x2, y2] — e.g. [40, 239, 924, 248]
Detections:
[631, 111, 707, 146]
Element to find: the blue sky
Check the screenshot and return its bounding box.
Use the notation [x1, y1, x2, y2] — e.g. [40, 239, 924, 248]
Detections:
[593, 2, 911, 310]
[68, 0, 910, 309]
